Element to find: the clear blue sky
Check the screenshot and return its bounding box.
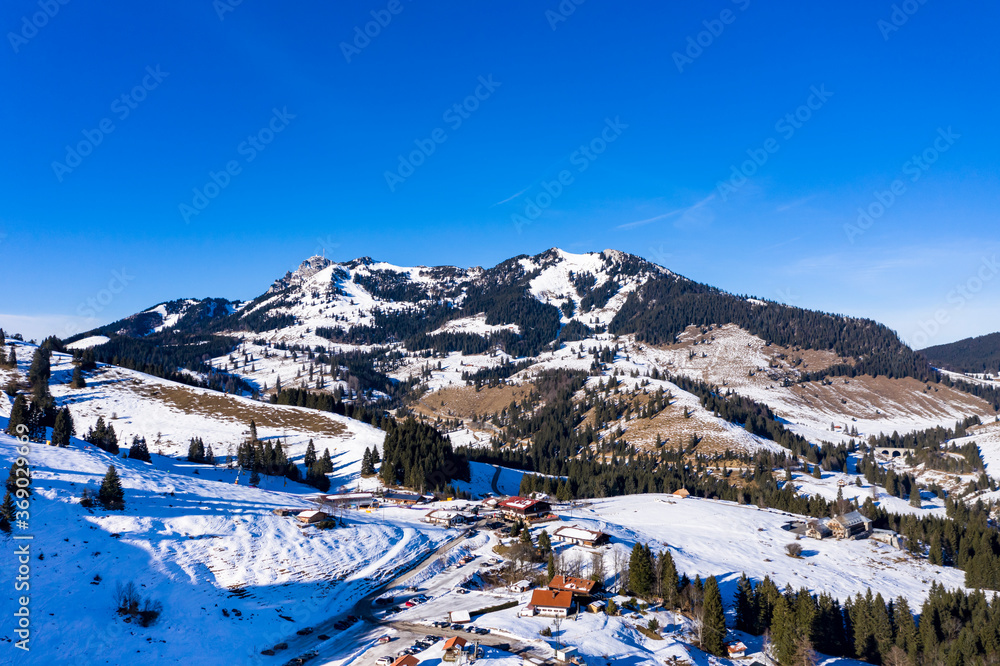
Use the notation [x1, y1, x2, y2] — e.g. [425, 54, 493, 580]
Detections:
[2, 1, 998, 348]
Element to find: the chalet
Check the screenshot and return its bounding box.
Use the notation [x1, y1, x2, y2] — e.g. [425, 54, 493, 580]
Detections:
[547, 575, 599, 599]
[727, 642, 748, 658]
[391, 656, 420, 666]
[828, 511, 872, 540]
[442, 636, 467, 662]
[553, 525, 608, 547]
[672, 488, 690, 499]
[586, 599, 606, 613]
[498, 496, 552, 521]
[424, 510, 467, 527]
[296, 510, 328, 524]
[805, 520, 832, 540]
[510, 579, 532, 593]
[526, 589, 574, 618]
[382, 491, 422, 506]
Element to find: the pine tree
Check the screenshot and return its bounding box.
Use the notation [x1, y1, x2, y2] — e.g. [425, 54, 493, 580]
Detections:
[0, 491, 15, 532]
[320, 448, 333, 473]
[370, 446, 381, 464]
[7, 346, 16, 369]
[98, 465, 125, 509]
[70, 365, 86, 389]
[128, 435, 151, 462]
[659, 549, 679, 609]
[187, 437, 205, 463]
[27, 347, 51, 391]
[547, 552, 556, 581]
[909, 488, 921, 508]
[360, 447, 374, 476]
[304, 439, 317, 468]
[734, 573, 756, 633]
[249, 469, 261, 486]
[538, 529, 552, 554]
[701, 575, 727, 656]
[205, 444, 214, 465]
[248, 420, 258, 442]
[772, 594, 798, 665]
[6, 394, 28, 436]
[629, 543, 654, 598]
[52, 407, 73, 447]
[6, 457, 31, 496]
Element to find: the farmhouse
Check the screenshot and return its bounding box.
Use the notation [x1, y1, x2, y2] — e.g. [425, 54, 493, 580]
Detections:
[510, 579, 532, 593]
[296, 510, 328, 524]
[828, 511, 873, 540]
[525, 589, 574, 617]
[553, 525, 608, 547]
[547, 575, 599, 599]
[391, 656, 420, 666]
[498, 496, 552, 521]
[424, 510, 467, 527]
[442, 636, 467, 661]
[727, 642, 748, 658]
[806, 520, 832, 540]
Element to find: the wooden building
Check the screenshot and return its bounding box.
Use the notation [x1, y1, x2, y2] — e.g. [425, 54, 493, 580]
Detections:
[553, 525, 608, 547]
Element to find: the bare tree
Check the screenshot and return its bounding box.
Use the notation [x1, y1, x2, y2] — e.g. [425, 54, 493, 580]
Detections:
[590, 551, 606, 585]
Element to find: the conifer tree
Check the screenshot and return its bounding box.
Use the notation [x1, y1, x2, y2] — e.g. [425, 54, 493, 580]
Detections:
[205, 444, 215, 465]
[304, 439, 317, 468]
[187, 437, 205, 462]
[320, 448, 333, 473]
[6, 394, 28, 436]
[547, 552, 556, 581]
[6, 457, 31, 496]
[0, 491, 14, 532]
[360, 447, 375, 476]
[52, 407, 74, 447]
[98, 465, 125, 509]
[629, 543, 654, 598]
[701, 575, 727, 656]
[659, 549, 679, 609]
[249, 469, 261, 486]
[248, 420, 258, 442]
[734, 573, 756, 633]
[128, 435, 151, 462]
[70, 365, 86, 389]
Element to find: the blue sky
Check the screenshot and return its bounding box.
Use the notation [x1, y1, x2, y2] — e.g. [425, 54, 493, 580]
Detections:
[1, 1, 997, 348]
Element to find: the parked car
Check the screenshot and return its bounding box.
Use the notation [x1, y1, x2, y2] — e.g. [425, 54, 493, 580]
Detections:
[455, 588, 469, 595]
[476, 628, 489, 635]
[295, 627, 314, 636]
[376, 657, 393, 666]
[377, 636, 392, 644]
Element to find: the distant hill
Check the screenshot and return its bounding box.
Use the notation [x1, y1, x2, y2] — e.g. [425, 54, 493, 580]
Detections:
[923, 332, 1000, 374]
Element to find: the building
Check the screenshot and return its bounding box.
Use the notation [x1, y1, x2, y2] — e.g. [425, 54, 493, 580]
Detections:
[424, 510, 468, 527]
[449, 610, 471, 623]
[547, 575, 599, 599]
[443, 636, 468, 661]
[526, 589, 574, 618]
[728, 642, 748, 658]
[553, 525, 608, 547]
[382, 491, 422, 506]
[805, 520, 832, 540]
[498, 496, 552, 521]
[317, 492, 376, 509]
[586, 600, 606, 613]
[391, 656, 420, 666]
[672, 488, 690, 499]
[296, 510, 328, 524]
[871, 528, 908, 549]
[828, 511, 872, 540]
[510, 580, 532, 593]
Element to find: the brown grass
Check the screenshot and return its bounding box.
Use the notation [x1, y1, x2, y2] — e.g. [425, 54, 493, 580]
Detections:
[131, 381, 346, 438]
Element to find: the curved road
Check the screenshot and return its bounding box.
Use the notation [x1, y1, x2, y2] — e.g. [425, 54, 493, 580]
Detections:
[490, 465, 503, 495]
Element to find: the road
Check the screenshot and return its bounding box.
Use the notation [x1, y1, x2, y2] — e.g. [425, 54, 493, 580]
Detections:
[490, 465, 503, 495]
